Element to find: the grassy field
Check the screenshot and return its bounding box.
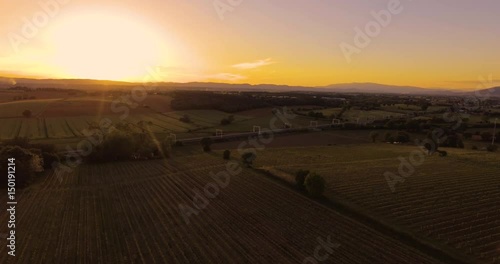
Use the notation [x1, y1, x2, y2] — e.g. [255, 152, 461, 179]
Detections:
[380, 104, 448, 113]
[341, 109, 406, 122]
[211, 130, 378, 150]
[0, 96, 266, 140]
[18, 118, 47, 139]
[0, 99, 60, 118]
[0, 119, 23, 140]
[253, 144, 500, 263]
[297, 107, 406, 122]
[0, 153, 445, 263]
[0, 110, 254, 140]
[0, 104, 342, 140]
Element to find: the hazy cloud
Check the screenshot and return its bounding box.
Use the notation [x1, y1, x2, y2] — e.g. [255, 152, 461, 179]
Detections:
[232, 58, 275, 70]
[152, 66, 247, 82]
[207, 73, 247, 81]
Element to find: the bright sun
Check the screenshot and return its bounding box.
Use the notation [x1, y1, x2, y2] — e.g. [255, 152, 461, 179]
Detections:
[48, 11, 164, 81]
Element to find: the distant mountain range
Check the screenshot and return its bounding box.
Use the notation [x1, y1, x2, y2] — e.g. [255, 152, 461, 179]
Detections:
[319, 83, 459, 95]
[1, 76, 499, 97]
[469, 86, 500, 97]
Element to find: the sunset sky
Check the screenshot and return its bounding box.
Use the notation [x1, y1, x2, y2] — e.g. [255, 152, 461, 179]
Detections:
[0, 0, 499, 90]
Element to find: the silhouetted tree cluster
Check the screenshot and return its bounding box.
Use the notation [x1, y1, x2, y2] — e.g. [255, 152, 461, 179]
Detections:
[223, 150, 231, 160]
[201, 138, 213, 152]
[295, 169, 310, 190]
[88, 125, 166, 162]
[241, 152, 256, 167]
[179, 115, 192, 123]
[0, 146, 44, 188]
[304, 172, 326, 198]
[220, 115, 235, 125]
[307, 111, 326, 119]
[22, 110, 32, 118]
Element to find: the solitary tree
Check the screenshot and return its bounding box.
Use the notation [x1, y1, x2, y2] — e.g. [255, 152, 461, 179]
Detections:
[423, 132, 439, 155]
[305, 172, 326, 198]
[223, 150, 231, 160]
[241, 152, 256, 167]
[295, 169, 310, 190]
[22, 109, 32, 118]
[201, 137, 213, 152]
[384, 132, 394, 143]
[161, 136, 175, 158]
[180, 115, 191, 123]
[369, 132, 379, 143]
[396, 131, 411, 143]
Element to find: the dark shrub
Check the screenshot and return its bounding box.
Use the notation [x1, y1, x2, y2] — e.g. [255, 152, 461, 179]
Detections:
[201, 138, 213, 152]
[241, 152, 256, 167]
[22, 109, 32, 118]
[220, 115, 235, 126]
[295, 170, 310, 190]
[438, 150, 448, 157]
[0, 146, 38, 188]
[42, 152, 60, 170]
[487, 145, 498, 152]
[1, 137, 31, 148]
[305, 172, 326, 198]
[179, 115, 191, 123]
[223, 150, 231, 160]
[481, 132, 493, 142]
[396, 131, 411, 143]
[369, 132, 379, 143]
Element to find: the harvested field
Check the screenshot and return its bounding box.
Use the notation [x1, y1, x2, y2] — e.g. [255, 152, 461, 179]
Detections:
[41, 98, 153, 117]
[0, 155, 445, 263]
[255, 144, 500, 263]
[0, 99, 60, 118]
[212, 130, 374, 150]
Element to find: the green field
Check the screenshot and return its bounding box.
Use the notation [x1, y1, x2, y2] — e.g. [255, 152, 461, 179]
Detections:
[380, 104, 448, 113]
[0, 99, 60, 118]
[298, 107, 407, 122]
[0, 119, 22, 139]
[18, 118, 47, 139]
[341, 109, 406, 122]
[0, 108, 339, 140]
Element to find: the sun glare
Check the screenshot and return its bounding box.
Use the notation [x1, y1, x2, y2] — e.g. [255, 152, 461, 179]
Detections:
[48, 11, 164, 81]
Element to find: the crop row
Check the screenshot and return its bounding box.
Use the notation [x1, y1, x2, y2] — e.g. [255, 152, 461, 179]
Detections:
[0, 155, 444, 263]
[255, 145, 500, 263]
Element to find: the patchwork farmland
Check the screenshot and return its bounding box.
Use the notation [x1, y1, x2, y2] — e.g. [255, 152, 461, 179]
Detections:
[0, 99, 332, 142]
[1, 88, 499, 263]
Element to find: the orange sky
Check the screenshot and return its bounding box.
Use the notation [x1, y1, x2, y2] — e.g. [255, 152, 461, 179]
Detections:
[0, 0, 499, 90]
